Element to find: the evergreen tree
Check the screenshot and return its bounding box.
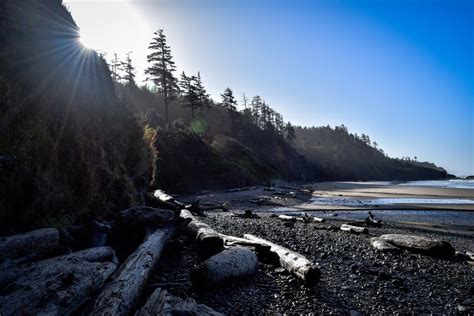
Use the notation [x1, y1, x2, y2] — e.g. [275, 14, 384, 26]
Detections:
[194, 72, 210, 113]
[145, 29, 178, 123]
[121, 52, 135, 85]
[179, 71, 199, 119]
[251, 95, 263, 127]
[221, 87, 237, 111]
[241, 93, 248, 110]
[274, 112, 284, 133]
[110, 53, 121, 82]
[285, 122, 296, 143]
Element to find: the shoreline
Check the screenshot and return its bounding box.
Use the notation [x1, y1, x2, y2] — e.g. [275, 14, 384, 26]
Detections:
[169, 181, 474, 314]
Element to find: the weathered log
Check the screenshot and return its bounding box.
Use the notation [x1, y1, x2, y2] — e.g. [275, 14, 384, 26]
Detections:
[230, 210, 260, 219]
[340, 224, 368, 234]
[151, 190, 226, 215]
[136, 288, 222, 316]
[91, 228, 175, 316]
[278, 215, 297, 222]
[191, 247, 259, 288]
[244, 234, 320, 284]
[313, 217, 326, 223]
[370, 237, 400, 252]
[0, 228, 59, 264]
[378, 234, 455, 258]
[361, 211, 382, 227]
[219, 234, 277, 263]
[0, 247, 117, 316]
[180, 209, 224, 257]
[220, 233, 268, 248]
[72, 246, 118, 263]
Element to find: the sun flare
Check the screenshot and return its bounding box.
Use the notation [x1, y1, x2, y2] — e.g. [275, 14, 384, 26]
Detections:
[78, 35, 92, 49]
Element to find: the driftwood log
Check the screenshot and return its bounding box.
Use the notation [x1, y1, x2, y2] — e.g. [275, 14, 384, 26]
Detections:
[220, 234, 269, 248]
[378, 234, 455, 258]
[230, 210, 260, 219]
[151, 190, 227, 216]
[219, 234, 278, 263]
[191, 247, 259, 288]
[340, 224, 368, 234]
[277, 214, 325, 224]
[365, 211, 382, 227]
[244, 234, 320, 284]
[180, 209, 224, 257]
[278, 215, 297, 222]
[370, 237, 400, 252]
[91, 228, 175, 316]
[0, 228, 59, 266]
[0, 247, 117, 316]
[136, 288, 222, 316]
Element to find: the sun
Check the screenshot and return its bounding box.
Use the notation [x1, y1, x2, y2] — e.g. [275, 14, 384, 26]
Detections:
[78, 35, 92, 49]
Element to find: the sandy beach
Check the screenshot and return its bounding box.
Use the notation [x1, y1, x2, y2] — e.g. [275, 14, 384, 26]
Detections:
[298, 181, 474, 211]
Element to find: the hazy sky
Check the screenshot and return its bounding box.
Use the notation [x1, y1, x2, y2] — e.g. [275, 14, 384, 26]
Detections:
[66, 0, 473, 176]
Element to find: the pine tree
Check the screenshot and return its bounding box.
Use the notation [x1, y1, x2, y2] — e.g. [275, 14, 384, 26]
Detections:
[145, 29, 178, 123]
[110, 53, 121, 82]
[121, 52, 135, 85]
[194, 72, 210, 113]
[285, 122, 296, 143]
[241, 93, 248, 110]
[251, 95, 263, 127]
[221, 87, 237, 111]
[274, 112, 284, 133]
[179, 72, 199, 119]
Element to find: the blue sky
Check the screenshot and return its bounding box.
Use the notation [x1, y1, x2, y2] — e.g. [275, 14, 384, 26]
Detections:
[68, 0, 473, 176]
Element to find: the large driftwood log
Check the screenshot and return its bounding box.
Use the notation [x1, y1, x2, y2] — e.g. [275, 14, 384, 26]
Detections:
[340, 224, 368, 234]
[244, 234, 320, 284]
[150, 190, 227, 215]
[136, 288, 222, 316]
[180, 209, 224, 257]
[220, 234, 269, 248]
[0, 228, 59, 265]
[278, 214, 297, 222]
[370, 237, 400, 252]
[191, 247, 259, 288]
[378, 234, 455, 258]
[0, 247, 117, 316]
[91, 228, 175, 316]
[219, 234, 278, 263]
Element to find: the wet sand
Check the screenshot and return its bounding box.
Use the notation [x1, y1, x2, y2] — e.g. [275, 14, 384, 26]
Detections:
[299, 181, 474, 211]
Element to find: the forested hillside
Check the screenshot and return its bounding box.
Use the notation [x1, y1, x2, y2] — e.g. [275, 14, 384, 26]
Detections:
[292, 125, 451, 180]
[0, 0, 450, 233]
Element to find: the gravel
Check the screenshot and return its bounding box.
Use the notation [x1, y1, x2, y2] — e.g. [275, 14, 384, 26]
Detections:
[147, 186, 474, 314]
[148, 213, 473, 315]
